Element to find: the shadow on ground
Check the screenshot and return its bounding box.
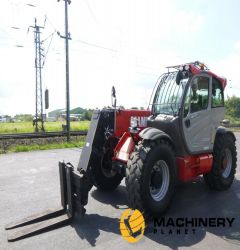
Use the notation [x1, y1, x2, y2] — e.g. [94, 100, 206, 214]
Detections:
[72, 178, 240, 249]
[91, 185, 128, 210]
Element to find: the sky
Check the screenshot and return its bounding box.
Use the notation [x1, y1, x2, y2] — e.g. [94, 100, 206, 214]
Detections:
[1, 0, 240, 116]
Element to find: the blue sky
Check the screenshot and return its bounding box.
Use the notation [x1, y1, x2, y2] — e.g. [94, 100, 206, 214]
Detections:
[0, 0, 240, 115]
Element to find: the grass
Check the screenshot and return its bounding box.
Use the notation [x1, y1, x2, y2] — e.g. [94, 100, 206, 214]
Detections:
[0, 136, 86, 154]
[224, 115, 240, 125]
[0, 121, 89, 153]
[8, 140, 85, 153]
[0, 121, 90, 134]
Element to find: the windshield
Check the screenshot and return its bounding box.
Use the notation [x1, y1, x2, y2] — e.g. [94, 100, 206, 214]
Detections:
[152, 71, 189, 116]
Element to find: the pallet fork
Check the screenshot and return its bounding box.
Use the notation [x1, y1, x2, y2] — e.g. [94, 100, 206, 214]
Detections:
[5, 162, 90, 241]
[5, 110, 106, 242]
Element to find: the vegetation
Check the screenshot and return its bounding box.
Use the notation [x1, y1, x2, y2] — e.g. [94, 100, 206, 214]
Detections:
[0, 121, 90, 134]
[70, 107, 86, 114]
[82, 109, 93, 120]
[14, 114, 33, 122]
[8, 140, 85, 153]
[0, 136, 86, 154]
[225, 96, 240, 120]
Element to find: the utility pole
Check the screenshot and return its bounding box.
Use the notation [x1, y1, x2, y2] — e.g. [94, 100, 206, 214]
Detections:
[58, 0, 71, 141]
[30, 18, 45, 132]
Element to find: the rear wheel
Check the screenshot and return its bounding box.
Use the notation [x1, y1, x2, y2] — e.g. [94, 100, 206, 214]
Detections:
[92, 148, 123, 191]
[204, 133, 237, 190]
[125, 139, 176, 218]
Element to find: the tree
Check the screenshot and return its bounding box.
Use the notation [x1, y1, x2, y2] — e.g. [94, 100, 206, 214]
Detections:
[225, 96, 240, 118]
[14, 114, 33, 122]
[82, 109, 93, 120]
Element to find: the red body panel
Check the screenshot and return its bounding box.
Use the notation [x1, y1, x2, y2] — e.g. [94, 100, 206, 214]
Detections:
[190, 64, 227, 89]
[113, 109, 151, 162]
[113, 132, 135, 163]
[115, 109, 151, 138]
[176, 154, 213, 182]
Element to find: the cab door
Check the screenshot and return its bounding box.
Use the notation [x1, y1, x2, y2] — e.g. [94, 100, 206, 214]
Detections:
[210, 77, 225, 147]
[182, 74, 212, 154]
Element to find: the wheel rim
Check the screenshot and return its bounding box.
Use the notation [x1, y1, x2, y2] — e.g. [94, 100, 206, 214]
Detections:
[150, 160, 170, 202]
[101, 149, 116, 178]
[222, 148, 232, 178]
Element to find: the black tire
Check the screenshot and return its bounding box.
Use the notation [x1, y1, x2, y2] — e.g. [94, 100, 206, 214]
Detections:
[125, 139, 177, 218]
[92, 148, 123, 191]
[203, 133, 237, 190]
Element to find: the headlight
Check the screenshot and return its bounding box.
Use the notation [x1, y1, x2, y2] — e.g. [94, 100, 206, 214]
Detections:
[184, 65, 190, 71]
[130, 117, 138, 128]
[179, 66, 184, 71]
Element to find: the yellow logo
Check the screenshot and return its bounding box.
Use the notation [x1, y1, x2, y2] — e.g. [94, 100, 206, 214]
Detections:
[119, 208, 145, 243]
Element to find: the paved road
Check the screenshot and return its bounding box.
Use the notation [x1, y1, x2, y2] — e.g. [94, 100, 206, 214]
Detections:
[0, 134, 240, 250]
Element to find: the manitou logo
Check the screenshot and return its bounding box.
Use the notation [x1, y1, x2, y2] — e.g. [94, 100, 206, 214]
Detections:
[131, 116, 148, 127]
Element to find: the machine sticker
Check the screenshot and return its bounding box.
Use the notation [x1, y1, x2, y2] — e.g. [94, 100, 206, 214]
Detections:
[131, 116, 148, 127]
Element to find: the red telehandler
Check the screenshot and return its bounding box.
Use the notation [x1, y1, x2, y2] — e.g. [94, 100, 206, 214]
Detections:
[6, 61, 237, 241]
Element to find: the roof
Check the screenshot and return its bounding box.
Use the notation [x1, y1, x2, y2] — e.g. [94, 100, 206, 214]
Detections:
[166, 61, 227, 89]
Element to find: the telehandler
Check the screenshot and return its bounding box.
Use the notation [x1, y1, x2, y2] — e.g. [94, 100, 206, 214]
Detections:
[6, 61, 237, 241]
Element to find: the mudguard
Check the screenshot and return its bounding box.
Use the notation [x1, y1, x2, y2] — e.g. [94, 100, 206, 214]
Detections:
[216, 126, 236, 141]
[139, 127, 174, 145]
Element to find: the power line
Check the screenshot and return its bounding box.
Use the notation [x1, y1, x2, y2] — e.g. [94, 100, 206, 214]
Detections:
[41, 31, 56, 43]
[83, 0, 97, 23]
[44, 15, 57, 32]
[73, 39, 118, 53]
[42, 32, 55, 67]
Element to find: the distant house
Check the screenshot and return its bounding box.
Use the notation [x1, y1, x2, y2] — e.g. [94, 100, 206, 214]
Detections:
[60, 114, 83, 121]
[48, 109, 66, 121]
[48, 108, 84, 121]
[46, 117, 57, 122]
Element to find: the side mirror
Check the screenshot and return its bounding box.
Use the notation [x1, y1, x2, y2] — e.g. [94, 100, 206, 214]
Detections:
[176, 71, 183, 85]
[176, 70, 190, 85]
[111, 86, 117, 108]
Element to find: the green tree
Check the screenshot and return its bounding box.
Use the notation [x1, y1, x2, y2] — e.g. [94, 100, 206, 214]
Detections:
[225, 96, 240, 118]
[82, 109, 93, 120]
[14, 114, 33, 122]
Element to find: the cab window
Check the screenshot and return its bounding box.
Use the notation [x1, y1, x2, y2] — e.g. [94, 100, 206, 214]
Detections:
[212, 78, 224, 107]
[183, 76, 209, 116]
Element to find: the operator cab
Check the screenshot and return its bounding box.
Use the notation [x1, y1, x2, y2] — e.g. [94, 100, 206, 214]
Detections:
[148, 61, 226, 155]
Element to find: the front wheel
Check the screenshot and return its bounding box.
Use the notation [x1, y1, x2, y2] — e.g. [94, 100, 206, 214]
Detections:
[204, 133, 237, 190]
[92, 148, 123, 191]
[125, 139, 176, 218]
